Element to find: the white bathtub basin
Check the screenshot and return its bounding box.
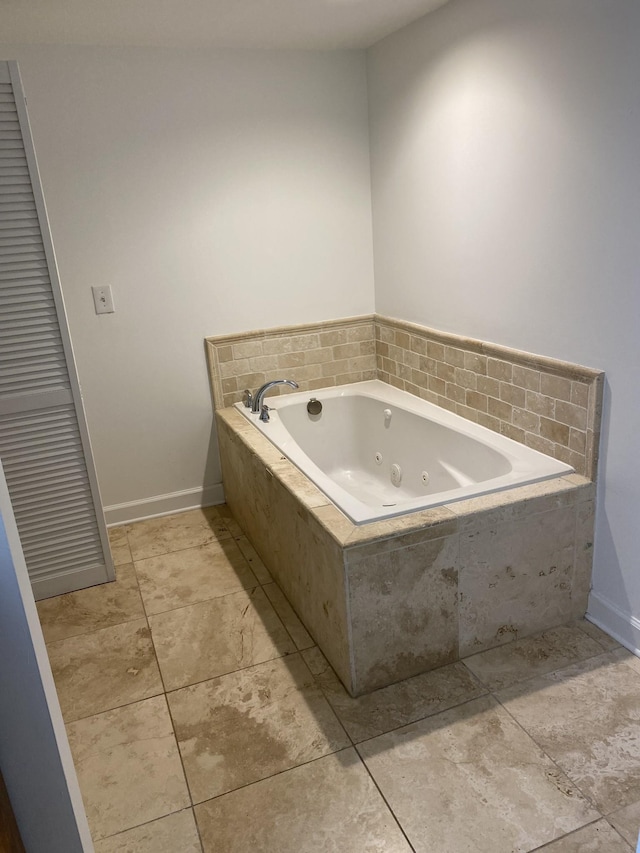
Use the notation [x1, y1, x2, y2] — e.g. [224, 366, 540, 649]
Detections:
[236, 380, 573, 524]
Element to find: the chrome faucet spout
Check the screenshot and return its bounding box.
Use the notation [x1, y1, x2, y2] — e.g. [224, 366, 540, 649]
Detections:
[251, 379, 299, 413]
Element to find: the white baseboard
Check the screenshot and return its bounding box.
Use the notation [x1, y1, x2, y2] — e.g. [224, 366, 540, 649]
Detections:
[104, 483, 225, 526]
[587, 591, 640, 657]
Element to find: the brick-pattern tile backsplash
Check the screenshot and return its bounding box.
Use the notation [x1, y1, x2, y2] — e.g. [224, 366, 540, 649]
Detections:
[206, 317, 377, 411]
[206, 314, 603, 480]
[375, 316, 603, 480]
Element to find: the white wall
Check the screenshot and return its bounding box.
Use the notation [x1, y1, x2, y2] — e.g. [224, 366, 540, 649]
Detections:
[0, 45, 374, 518]
[368, 0, 640, 647]
[0, 463, 93, 852]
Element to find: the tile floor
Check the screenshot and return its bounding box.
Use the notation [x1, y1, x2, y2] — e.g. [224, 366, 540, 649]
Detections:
[36, 506, 640, 852]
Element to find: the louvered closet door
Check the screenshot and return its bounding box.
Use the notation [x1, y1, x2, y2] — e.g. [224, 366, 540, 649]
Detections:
[0, 60, 114, 599]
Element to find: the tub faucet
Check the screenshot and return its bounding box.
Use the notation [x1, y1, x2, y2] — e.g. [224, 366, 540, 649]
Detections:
[251, 379, 299, 413]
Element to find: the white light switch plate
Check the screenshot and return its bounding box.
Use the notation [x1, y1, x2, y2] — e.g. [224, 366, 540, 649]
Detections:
[92, 285, 115, 314]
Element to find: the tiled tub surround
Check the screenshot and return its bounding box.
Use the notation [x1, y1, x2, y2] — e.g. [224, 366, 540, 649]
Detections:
[217, 406, 595, 696]
[205, 316, 377, 412]
[206, 314, 604, 480]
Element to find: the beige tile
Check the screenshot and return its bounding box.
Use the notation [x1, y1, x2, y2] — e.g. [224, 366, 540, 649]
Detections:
[463, 624, 604, 691]
[149, 586, 295, 690]
[94, 810, 202, 853]
[536, 820, 632, 851]
[195, 749, 411, 853]
[608, 799, 640, 847]
[67, 696, 189, 841]
[459, 507, 576, 656]
[37, 563, 144, 643]
[168, 653, 350, 803]
[347, 535, 459, 693]
[359, 695, 597, 853]
[108, 526, 132, 566]
[135, 540, 258, 616]
[303, 646, 485, 742]
[497, 652, 640, 813]
[125, 507, 231, 561]
[235, 536, 272, 583]
[263, 583, 314, 650]
[48, 618, 163, 721]
[214, 503, 245, 538]
[576, 618, 621, 651]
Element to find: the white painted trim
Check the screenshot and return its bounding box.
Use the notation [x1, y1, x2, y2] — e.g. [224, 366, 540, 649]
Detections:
[104, 483, 225, 526]
[587, 591, 640, 657]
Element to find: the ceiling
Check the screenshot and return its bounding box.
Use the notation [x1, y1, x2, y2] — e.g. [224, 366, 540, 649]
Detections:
[0, 0, 450, 50]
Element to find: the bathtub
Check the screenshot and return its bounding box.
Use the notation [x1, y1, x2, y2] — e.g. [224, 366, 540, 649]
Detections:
[236, 380, 573, 525]
[219, 384, 594, 695]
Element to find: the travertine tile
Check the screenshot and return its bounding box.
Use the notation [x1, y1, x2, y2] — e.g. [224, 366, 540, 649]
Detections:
[168, 653, 350, 803]
[359, 695, 597, 853]
[458, 507, 576, 656]
[535, 820, 632, 851]
[608, 799, 640, 847]
[134, 540, 258, 615]
[497, 652, 640, 813]
[214, 503, 244, 538]
[263, 583, 314, 650]
[37, 563, 144, 643]
[126, 507, 231, 561]
[572, 500, 595, 616]
[463, 624, 603, 691]
[149, 586, 295, 690]
[48, 618, 163, 721]
[67, 696, 189, 840]
[108, 526, 132, 566]
[347, 535, 459, 692]
[235, 536, 272, 583]
[195, 749, 412, 853]
[95, 810, 202, 853]
[303, 646, 485, 742]
[575, 618, 621, 651]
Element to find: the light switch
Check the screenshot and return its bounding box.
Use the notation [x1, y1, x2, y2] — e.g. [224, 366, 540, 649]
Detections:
[92, 286, 115, 315]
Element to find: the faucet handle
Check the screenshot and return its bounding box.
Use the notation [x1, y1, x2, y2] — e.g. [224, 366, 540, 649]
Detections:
[242, 389, 253, 408]
[259, 404, 270, 423]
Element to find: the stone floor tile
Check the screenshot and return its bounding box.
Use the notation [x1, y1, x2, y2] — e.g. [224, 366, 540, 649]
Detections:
[498, 651, 640, 813]
[575, 619, 622, 651]
[94, 810, 202, 853]
[358, 695, 597, 853]
[195, 749, 411, 853]
[149, 586, 295, 690]
[37, 562, 144, 643]
[303, 646, 486, 742]
[108, 526, 132, 566]
[234, 536, 272, 584]
[214, 503, 245, 539]
[463, 624, 604, 691]
[534, 819, 632, 851]
[67, 696, 190, 841]
[167, 653, 350, 803]
[48, 618, 163, 721]
[135, 540, 258, 615]
[607, 799, 640, 848]
[263, 582, 314, 650]
[125, 507, 231, 561]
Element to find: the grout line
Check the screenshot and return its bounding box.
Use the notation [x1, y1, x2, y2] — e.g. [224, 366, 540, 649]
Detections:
[356, 748, 417, 852]
[189, 746, 356, 807]
[94, 806, 201, 848]
[490, 688, 603, 818]
[458, 644, 617, 695]
[526, 818, 614, 852]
